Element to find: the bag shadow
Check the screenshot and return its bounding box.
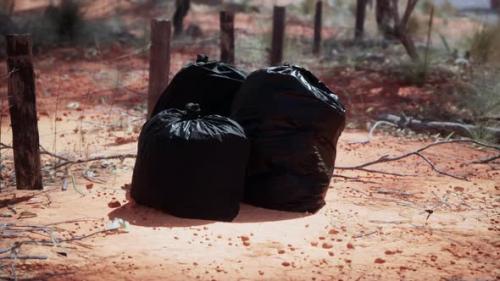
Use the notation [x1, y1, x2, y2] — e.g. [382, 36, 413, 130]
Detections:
[108, 200, 311, 228]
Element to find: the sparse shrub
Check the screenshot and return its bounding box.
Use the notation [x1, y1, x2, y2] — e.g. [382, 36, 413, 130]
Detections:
[450, 68, 500, 142]
[406, 15, 422, 37]
[468, 24, 500, 64]
[420, 0, 433, 14]
[1, 0, 138, 54]
[468, 25, 500, 63]
[456, 72, 500, 119]
[300, 0, 316, 15]
[394, 60, 429, 86]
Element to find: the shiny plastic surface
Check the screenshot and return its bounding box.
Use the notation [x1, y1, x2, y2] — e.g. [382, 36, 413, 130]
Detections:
[131, 104, 250, 221]
[231, 65, 346, 213]
[151, 55, 247, 118]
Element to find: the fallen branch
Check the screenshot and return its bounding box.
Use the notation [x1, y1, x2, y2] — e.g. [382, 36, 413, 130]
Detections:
[0, 142, 10, 150]
[1, 142, 136, 169]
[336, 139, 500, 180]
[353, 230, 378, 239]
[349, 120, 397, 144]
[379, 114, 500, 140]
[0, 68, 18, 81]
[53, 154, 137, 170]
[331, 174, 379, 184]
[39, 145, 70, 162]
[0, 255, 48, 260]
[1, 142, 71, 162]
[471, 153, 500, 164]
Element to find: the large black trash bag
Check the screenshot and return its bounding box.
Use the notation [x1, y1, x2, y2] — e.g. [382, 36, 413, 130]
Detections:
[231, 65, 346, 213]
[151, 55, 247, 118]
[131, 103, 250, 221]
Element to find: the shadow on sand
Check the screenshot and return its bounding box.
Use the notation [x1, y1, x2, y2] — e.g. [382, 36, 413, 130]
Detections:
[108, 201, 311, 228]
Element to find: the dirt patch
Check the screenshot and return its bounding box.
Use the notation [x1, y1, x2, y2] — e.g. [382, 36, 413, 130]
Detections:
[1, 110, 499, 280]
[1, 2, 499, 280]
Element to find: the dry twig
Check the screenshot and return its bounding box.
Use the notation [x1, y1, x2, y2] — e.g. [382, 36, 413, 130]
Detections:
[337, 139, 500, 180]
[349, 120, 397, 144]
[53, 154, 137, 170]
[0, 68, 18, 81]
[471, 153, 500, 164]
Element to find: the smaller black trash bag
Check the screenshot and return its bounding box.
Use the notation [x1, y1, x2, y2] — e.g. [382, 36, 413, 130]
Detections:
[131, 103, 250, 221]
[151, 55, 247, 118]
[231, 65, 346, 213]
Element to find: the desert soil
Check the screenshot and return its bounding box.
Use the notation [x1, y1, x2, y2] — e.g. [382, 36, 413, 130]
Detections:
[1, 107, 499, 281]
[1, 1, 499, 280]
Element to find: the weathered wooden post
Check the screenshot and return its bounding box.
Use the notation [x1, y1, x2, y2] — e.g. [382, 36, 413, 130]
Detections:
[220, 11, 235, 64]
[313, 0, 323, 55]
[354, 0, 367, 41]
[5, 34, 43, 190]
[147, 19, 171, 118]
[270, 6, 286, 66]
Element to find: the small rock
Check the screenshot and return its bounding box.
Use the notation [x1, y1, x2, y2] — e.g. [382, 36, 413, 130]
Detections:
[108, 200, 122, 208]
[322, 243, 333, 249]
[328, 229, 339, 235]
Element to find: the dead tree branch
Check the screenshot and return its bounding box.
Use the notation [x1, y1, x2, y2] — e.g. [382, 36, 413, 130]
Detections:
[349, 120, 397, 144]
[53, 154, 137, 170]
[337, 139, 500, 180]
[388, 0, 420, 61]
[1, 142, 71, 162]
[471, 153, 500, 164]
[0, 255, 48, 260]
[0, 68, 18, 81]
[39, 145, 70, 162]
[379, 114, 500, 140]
[1, 142, 135, 169]
[0, 142, 10, 150]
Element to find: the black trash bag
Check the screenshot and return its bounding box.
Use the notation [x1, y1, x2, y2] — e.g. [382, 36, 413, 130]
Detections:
[151, 55, 247, 118]
[131, 103, 250, 221]
[231, 65, 346, 213]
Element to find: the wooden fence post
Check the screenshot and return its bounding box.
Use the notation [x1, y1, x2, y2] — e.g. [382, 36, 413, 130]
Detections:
[5, 34, 43, 190]
[270, 6, 286, 66]
[147, 19, 171, 118]
[220, 11, 235, 64]
[313, 0, 322, 55]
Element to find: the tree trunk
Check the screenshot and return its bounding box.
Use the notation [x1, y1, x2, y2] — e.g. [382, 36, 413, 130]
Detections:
[396, 28, 420, 61]
[376, 0, 393, 39]
[313, 0, 322, 55]
[355, 0, 368, 40]
[173, 0, 190, 37]
[384, 0, 420, 62]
